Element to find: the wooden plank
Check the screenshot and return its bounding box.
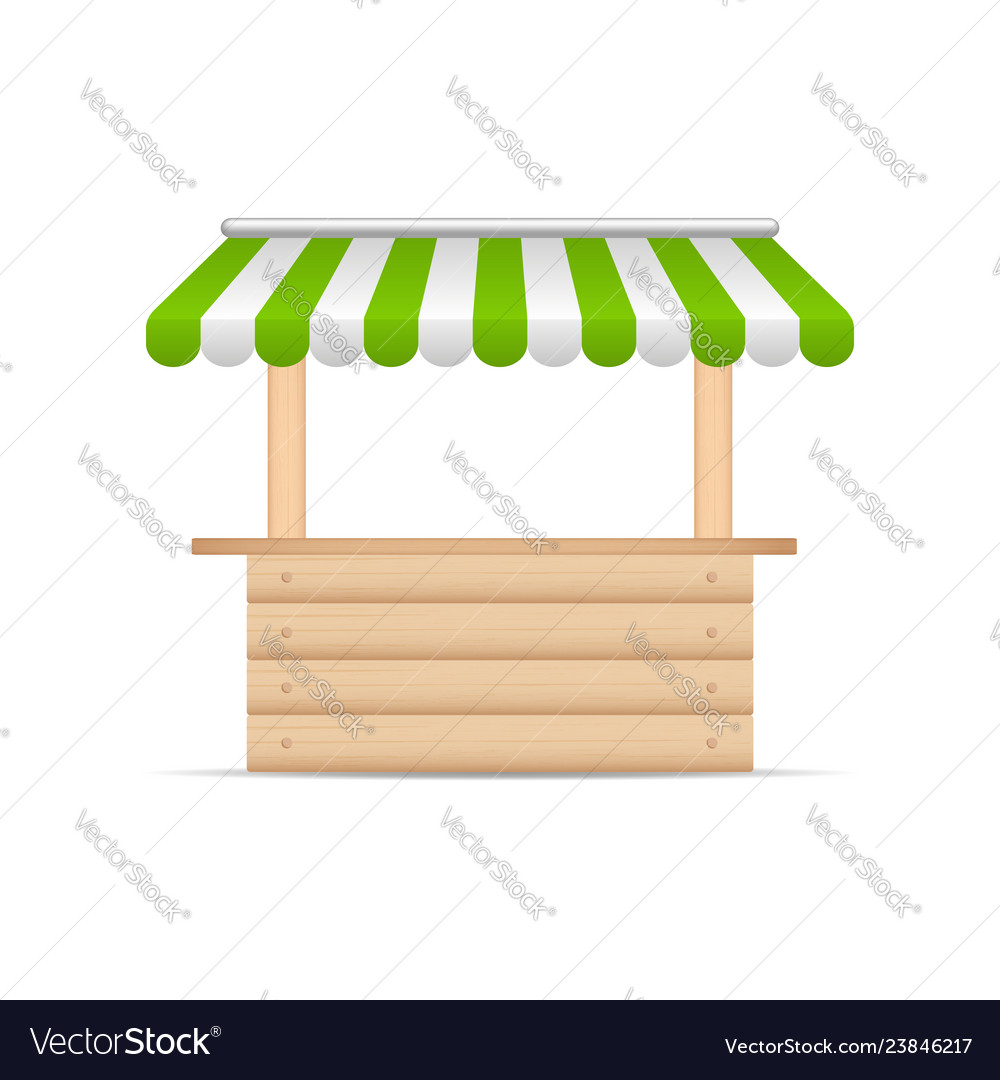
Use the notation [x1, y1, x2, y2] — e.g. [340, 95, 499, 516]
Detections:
[194, 537, 796, 556]
[247, 603, 752, 660]
[267, 364, 306, 539]
[245, 554, 754, 604]
[247, 714, 753, 772]
[247, 659, 752, 716]
[693, 361, 733, 538]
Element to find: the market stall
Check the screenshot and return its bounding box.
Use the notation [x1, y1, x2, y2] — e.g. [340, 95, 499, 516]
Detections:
[147, 218, 852, 772]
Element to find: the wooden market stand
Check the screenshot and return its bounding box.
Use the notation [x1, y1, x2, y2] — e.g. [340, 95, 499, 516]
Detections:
[151, 217, 850, 773]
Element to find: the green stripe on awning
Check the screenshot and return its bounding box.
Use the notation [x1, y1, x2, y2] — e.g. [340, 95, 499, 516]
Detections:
[563, 238, 635, 366]
[733, 237, 853, 366]
[255, 239, 351, 366]
[147, 238, 266, 366]
[364, 239, 436, 366]
[473, 238, 528, 366]
[648, 238, 744, 366]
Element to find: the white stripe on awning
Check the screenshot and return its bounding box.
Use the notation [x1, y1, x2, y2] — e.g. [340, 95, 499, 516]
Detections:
[691, 238, 798, 366]
[310, 238, 392, 366]
[202, 239, 307, 365]
[522, 238, 581, 367]
[418, 238, 478, 366]
[606, 238, 691, 367]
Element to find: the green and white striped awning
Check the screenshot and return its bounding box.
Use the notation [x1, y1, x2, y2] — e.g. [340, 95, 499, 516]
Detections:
[147, 218, 853, 369]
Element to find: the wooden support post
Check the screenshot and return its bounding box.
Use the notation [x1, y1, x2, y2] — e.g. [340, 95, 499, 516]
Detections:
[693, 361, 732, 538]
[267, 364, 307, 539]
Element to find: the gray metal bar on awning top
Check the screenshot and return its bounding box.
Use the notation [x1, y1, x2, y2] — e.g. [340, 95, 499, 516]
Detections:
[221, 217, 780, 239]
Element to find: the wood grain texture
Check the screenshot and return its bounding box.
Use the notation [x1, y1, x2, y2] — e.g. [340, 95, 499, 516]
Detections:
[693, 361, 733, 538]
[197, 537, 794, 555]
[247, 713, 753, 772]
[247, 603, 752, 660]
[245, 554, 755, 604]
[247, 659, 752, 716]
[267, 364, 306, 539]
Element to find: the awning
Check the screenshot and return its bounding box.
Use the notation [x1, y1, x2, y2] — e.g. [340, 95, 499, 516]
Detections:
[147, 219, 852, 369]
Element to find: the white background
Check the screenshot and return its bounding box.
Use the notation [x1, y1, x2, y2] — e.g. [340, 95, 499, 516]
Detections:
[1, 0, 998, 1001]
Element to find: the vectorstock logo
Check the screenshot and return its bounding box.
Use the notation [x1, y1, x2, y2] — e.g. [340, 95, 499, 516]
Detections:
[446, 76, 560, 189]
[262, 261, 374, 373]
[259, 626, 374, 737]
[811, 74, 925, 187]
[444, 442, 554, 554]
[809, 439, 923, 553]
[81, 78, 194, 192]
[806, 804, 920, 919]
[441, 807, 554, 920]
[31, 1026, 217, 1056]
[76, 810, 190, 923]
[626, 623, 736, 737]
[78, 445, 186, 557]
[626, 257, 738, 367]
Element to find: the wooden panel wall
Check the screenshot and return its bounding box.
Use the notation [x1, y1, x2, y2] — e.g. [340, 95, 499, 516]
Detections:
[245, 551, 754, 772]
